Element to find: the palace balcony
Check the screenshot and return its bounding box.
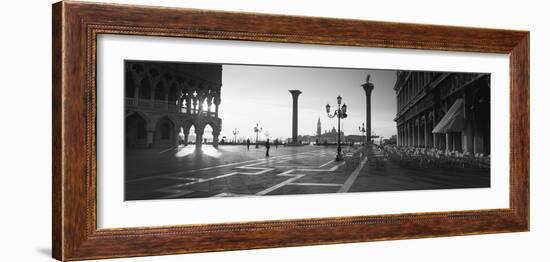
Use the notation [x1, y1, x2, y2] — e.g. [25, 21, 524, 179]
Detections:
[125, 98, 217, 118]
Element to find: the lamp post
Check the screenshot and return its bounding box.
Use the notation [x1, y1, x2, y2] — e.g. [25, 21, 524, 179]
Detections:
[326, 95, 348, 161]
[232, 128, 239, 144]
[253, 123, 262, 148]
[358, 123, 366, 145]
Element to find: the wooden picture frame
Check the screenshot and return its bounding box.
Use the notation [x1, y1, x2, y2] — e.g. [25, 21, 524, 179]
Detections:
[52, 1, 529, 261]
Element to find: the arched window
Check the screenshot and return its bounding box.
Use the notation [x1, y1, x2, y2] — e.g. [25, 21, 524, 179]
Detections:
[139, 77, 152, 99]
[168, 84, 178, 104]
[155, 82, 166, 101]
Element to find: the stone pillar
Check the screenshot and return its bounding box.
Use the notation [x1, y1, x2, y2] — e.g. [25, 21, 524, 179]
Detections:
[183, 129, 189, 146]
[405, 123, 409, 146]
[207, 97, 212, 116]
[417, 119, 421, 147]
[404, 124, 407, 146]
[186, 97, 192, 114]
[146, 130, 154, 148]
[424, 117, 429, 148]
[412, 121, 416, 147]
[212, 130, 220, 149]
[408, 122, 412, 146]
[195, 129, 203, 149]
[398, 126, 401, 146]
[361, 76, 374, 143]
[289, 90, 302, 144]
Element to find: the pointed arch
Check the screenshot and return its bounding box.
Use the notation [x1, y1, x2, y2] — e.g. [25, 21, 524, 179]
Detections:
[139, 76, 152, 99]
[154, 81, 166, 101]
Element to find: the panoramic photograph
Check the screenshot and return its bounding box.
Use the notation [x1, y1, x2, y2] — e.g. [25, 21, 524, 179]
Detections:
[124, 60, 491, 201]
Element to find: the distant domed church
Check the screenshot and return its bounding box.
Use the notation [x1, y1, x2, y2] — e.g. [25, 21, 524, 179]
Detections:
[315, 117, 344, 144]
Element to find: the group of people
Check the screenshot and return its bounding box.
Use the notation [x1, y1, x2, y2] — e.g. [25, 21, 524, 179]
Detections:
[245, 138, 280, 157]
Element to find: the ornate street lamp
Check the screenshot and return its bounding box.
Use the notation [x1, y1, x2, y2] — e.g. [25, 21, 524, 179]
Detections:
[232, 128, 239, 144]
[326, 95, 348, 161]
[359, 123, 366, 145]
[253, 123, 262, 148]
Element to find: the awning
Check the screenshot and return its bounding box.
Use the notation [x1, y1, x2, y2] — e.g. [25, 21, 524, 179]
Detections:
[432, 99, 465, 134]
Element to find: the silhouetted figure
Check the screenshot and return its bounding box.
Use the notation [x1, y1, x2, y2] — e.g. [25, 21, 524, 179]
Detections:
[246, 139, 251, 151]
[274, 139, 279, 149]
[265, 139, 271, 157]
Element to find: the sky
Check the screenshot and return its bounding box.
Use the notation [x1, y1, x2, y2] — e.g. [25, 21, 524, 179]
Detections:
[214, 64, 398, 141]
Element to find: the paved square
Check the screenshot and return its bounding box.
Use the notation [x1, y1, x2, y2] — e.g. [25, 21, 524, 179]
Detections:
[125, 145, 489, 200]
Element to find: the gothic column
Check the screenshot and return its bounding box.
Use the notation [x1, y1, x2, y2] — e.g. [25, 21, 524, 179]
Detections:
[289, 90, 302, 145]
[186, 96, 192, 114]
[183, 128, 190, 146]
[212, 130, 220, 149]
[195, 128, 204, 149]
[146, 129, 154, 148]
[134, 86, 140, 105]
[207, 96, 212, 117]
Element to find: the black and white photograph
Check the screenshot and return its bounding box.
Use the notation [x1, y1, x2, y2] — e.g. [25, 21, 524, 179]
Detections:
[124, 60, 491, 201]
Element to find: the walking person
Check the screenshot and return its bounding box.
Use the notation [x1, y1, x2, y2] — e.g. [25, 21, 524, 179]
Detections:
[246, 138, 250, 151]
[265, 139, 271, 157]
[274, 138, 279, 149]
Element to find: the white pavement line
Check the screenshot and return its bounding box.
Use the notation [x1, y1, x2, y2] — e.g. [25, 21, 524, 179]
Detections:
[126, 150, 322, 183]
[212, 192, 255, 197]
[330, 162, 346, 171]
[319, 160, 334, 168]
[164, 172, 239, 189]
[256, 172, 303, 195]
[295, 168, 334, 172]
[338, 156, 369, 193]
[159, 146, 178, 154]
[158, 190, 195, 199]
[238, 168, 275, 175]
[288, 182, 343, 187]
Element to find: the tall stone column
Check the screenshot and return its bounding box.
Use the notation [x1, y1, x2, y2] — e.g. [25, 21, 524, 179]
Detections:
[289, 90, 302, 145]
[361, 75, 375, 143]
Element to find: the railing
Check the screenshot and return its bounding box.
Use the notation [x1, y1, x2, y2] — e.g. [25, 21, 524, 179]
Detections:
[125, 98, 217, 117]
[125, 98, 137, 106]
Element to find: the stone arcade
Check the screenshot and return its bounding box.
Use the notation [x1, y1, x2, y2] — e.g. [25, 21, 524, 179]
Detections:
[394, 71, 490, 155]
[124, 61, 222, 149]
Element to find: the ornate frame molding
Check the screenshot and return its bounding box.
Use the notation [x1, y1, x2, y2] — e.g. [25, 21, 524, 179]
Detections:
[52, 1, 529, 261]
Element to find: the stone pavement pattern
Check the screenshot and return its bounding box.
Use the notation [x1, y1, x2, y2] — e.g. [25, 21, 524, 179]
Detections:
[125, 145, 489, 200]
